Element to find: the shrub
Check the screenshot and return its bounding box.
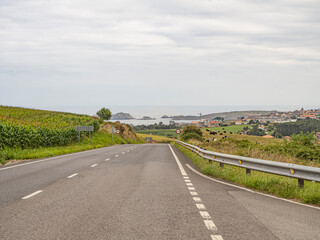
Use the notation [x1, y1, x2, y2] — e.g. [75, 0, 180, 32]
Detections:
[181, 133, 203, 142]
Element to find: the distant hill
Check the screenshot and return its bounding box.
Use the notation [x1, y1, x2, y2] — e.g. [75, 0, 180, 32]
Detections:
[111, 112, 135, 120]
[172, 110, 273, 121]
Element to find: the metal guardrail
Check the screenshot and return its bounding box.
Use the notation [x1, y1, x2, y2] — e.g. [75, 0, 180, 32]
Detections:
[176, 140, 320, 188]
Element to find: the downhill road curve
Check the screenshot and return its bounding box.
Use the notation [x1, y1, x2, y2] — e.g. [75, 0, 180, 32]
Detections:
[0, 144, 319, 240]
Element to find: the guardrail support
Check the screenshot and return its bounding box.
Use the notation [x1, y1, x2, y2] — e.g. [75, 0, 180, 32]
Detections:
[220, 163, 224, 168]
[246, 169, 251, 175]
[298, 179, 304, 188]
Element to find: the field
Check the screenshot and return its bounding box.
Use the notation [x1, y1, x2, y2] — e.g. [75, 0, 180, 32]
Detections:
[136, 129, 178, 138]
[136, 133, 172, 143]
[201, 124, 250, 133]
[0, 106, 100, 149]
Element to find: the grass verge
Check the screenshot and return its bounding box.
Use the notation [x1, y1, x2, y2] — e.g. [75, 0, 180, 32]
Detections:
[174, 143, 320, 206]
[0, 131, 141, 165]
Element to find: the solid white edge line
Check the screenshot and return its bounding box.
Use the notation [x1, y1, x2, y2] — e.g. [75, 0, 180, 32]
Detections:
[67, 173, 78, 179]
[22, 190, 43, 200]
[186, 164, 320, 210]
[168, 144, 187, 176]
[91, 164, 98, 168]
[0, 146, 118, 171]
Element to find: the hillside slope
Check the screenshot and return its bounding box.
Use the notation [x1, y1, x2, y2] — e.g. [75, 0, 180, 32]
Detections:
[0, 106, 100, 148]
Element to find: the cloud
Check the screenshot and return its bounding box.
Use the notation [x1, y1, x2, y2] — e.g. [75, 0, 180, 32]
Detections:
[0, 0, 319, 108]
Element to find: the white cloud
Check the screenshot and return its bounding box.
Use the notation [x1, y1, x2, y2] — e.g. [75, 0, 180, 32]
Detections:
[0, 0, 319, 108]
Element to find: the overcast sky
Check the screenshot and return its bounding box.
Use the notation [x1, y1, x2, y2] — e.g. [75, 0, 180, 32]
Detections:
[0, 0, 319, 113]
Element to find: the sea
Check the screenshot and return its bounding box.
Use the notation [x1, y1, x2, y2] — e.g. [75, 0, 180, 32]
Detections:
[39, 105, 319, 126]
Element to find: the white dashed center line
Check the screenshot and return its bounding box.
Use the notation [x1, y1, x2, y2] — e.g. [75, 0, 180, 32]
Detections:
[67, 173, 78, 179]
[105, 158, 110, 161]
[204, 220, 217, 231]
[22, 190, 43, 200]
[91, 164, 98, 168]
[186, 183, 193, 186]
[211, 235, 224, 240]
[196, 204, 206, 210]
[190, 191, 198, 196]
[200, 211, 211, 219]
[115, 155, 119, 157]
[193, 197, 202, 203]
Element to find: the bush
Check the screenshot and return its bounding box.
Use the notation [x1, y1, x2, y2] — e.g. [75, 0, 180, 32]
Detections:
[181, 125, 203, 137]
[181, 133, 203, 142]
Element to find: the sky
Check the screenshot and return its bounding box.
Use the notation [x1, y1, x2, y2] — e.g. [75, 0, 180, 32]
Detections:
[0, 0, 319, 114]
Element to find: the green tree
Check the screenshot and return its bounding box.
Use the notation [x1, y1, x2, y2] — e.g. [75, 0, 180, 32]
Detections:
[96, 108, 112, 120]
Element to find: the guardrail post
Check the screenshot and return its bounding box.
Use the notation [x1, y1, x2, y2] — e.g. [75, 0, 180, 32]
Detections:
[220, 163, 224, 168]
[298, 179, 304, 188]
[246, 169, 251, 175]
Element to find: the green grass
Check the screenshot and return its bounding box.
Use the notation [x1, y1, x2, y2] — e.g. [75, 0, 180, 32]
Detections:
[175, 143, 320, 206]
[136, 129, 178, 138]
[201, 124, 250, 133]
[0, 131, 139, 165]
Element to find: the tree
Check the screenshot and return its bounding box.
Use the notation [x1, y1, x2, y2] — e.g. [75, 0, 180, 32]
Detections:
[96, 108, 112, 120]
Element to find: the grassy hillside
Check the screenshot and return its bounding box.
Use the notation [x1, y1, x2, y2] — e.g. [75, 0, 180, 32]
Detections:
[0, 106, 142, 165]
[0, 106, 99, 148]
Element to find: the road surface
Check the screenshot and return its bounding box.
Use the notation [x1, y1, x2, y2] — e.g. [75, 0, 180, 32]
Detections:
[0, 144, 319, 239]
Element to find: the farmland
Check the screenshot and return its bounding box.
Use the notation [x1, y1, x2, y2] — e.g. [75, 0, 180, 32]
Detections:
[0, 106, 99, 149]
[136, 129, 178, 138]
[201, 124, 251, 133]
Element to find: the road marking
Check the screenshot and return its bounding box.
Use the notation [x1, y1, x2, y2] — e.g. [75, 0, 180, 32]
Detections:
[196, 204, 206, 210]
[186, 183, 193, 186]
[188, 187, 196, 191]
[183, 176, 189, 179]
[211, 235, 224, 240]
[200, 211, 211, 219]
[0, 146, 116, 171]
[204, 220, 217, 231]
[105, 158, 110, 161]
[193, 197, 202, 203]
[122, 152, 125, 154]
[67, 173, 78, 178]
[186, 164, 320, 210]
[168, 144, 187, 176]
[22, 190, 43, 200]
[185, 179, 191, 182]
[190, 191, 198, 196]
[115, 155, 119, 157]
[91, 164, 98, 168]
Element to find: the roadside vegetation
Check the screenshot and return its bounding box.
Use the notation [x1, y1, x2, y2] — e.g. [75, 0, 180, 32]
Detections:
[0, 106, 142, 165]
[175, 143, 320, 206]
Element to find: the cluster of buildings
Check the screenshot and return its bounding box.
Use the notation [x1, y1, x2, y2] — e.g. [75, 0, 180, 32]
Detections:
[236, 108, 320, 124]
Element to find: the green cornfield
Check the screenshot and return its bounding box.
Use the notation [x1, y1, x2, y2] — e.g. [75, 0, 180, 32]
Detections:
[0, 106, 100, 149]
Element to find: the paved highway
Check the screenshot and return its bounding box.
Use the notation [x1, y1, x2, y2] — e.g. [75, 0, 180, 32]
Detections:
[0, 144, 319, 240]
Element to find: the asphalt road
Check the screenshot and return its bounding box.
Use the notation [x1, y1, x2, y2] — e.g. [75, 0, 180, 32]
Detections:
[0, 144, 319, 240]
